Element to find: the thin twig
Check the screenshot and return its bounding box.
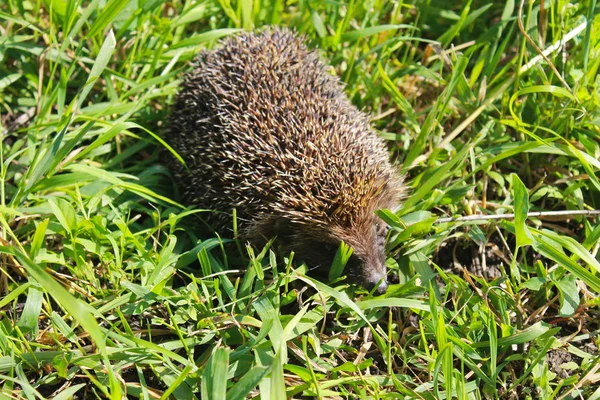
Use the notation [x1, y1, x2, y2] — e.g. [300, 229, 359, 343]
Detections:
[517, 0, 575, 95]
[436, 209, 600, 224]
[519, 20, 587, 74]
[412, 14, 587, 168]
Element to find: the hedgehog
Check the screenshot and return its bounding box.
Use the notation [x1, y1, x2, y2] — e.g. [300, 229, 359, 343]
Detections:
[165, 28, 404, 294]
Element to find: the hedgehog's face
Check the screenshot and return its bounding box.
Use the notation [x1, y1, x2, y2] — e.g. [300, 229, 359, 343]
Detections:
[273, 217, 389, 295]
[338, 219, 389, 295]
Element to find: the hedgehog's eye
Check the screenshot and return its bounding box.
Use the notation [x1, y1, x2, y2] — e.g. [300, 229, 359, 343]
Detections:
[324, 243, 335, 252]
[377, 226, 388, 247]
[377, 223, 389, 236]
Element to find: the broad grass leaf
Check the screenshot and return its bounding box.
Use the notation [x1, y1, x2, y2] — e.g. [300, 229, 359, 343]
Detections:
[20, 123, 69, 197]
[65, 119, 185, 174]
[467, 225, 486, 246]
[511, 174, 533, 247]
[501, 0, 515, 20]
[502, 121, 600, 192]
[557, 142, 600, 193]
[283, 306, 327, 339]
[329, 241, 353, 281]
[168, 28, 242, 51]
[79, 101, 138, 116]
[57, 67, 67, 115]
[52, 384, 87, 400]
[247, 317, 274, 348]
[527, 142, 600, 168]
[465, 142, 540, 181]
[147, 235, 177, 291]
[341, 24, 415, 42]
[439, 3, 491, 45]
[60, 0, 79, 33]
[176, 236, 222, 268]
[432, 343, 454, 400]
[63, 0, 101, 42]
[194, 245, 237, 301]
[71, 121, 139, 162]
[532, 230, 600, 293]
[282, 305, 309, 342]
[253, 296, 286, 358]
[16, 286, 43, 333]
[0, 350, 79, 377]
[0, 72, 21, 89]
[0, 12, 44, 32]
[15, 363, 37, 399]
[0, 282, 32, 309]
[76, 30, 116, 111]
[582, 224, 600, 250]
[249, 241, 269, 280]
[44, 121, 95, 173]
[285, 364, 315, 380]
[29, 218, 49, 259]
[496, 321, 551, 347]
[391, 217, 437, 244]
[155, 364, 196, 399]
[87, 0, 129, 38]
[49, 311, 78, 343]
[355, 298, 429, 312]
[198, 247, 212, 276]
[269, 348, 286, 400]
[430, 287, 451, 399]
[254, 344, 274, 400]
[240, 0, 253, 29]
[202, 347, 230, 400]
[239, 246, 259, 297]
[521, 277, 547, 291]
[410, 251, 440, 300]
[226, 366, 269, 400]
[376, 208, 404, 228]
[0, 206, 21, 218]
[48, 197, 77, 235]
[555, 274, 580, 316]
[312, 11, 327, 38]
[172, 2, 208, 27]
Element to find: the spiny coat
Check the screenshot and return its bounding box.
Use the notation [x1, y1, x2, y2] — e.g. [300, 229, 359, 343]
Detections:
[166, 28, 404, 293]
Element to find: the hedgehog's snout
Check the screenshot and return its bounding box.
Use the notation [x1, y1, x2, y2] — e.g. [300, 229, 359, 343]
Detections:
[364, 267, 388, 295]
[372, 278, 388, 295]
[377, 281, 388, 295]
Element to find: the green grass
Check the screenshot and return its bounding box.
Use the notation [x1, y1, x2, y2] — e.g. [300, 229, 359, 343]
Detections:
[1, 0, 600, 398]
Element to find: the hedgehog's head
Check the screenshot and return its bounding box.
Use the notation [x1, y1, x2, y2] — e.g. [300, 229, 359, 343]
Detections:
[262, 211, 392, 295]
[331, 216, 390, 295]
[249, 171, 403, 295]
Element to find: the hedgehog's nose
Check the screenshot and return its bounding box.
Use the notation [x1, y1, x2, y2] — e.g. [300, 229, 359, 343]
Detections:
[374, 279, 388, 295]
[365, 272, 388, 295]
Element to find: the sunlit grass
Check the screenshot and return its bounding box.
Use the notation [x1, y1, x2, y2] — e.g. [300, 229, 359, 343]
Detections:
[1, 0, 599, 398]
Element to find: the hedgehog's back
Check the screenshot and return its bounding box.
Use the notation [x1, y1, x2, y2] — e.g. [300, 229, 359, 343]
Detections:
[166, 28, 398, 235]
